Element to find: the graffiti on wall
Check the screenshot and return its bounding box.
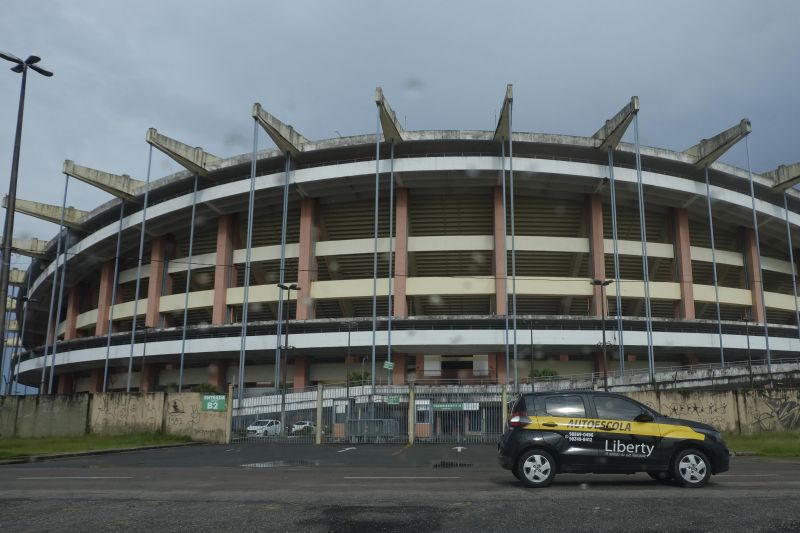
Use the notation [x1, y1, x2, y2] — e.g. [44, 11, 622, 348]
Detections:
[659, 395, 732, 431]
[92, 394, 159, 432]
[751, 391, 800, 431]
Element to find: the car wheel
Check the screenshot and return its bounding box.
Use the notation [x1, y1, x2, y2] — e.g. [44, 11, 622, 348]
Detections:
[672, 449, 711, 488]
[516, 449, 556, 488]
[648, 471, 671, 482]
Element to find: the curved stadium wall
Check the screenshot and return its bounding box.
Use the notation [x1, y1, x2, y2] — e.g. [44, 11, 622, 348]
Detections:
[12, 127, 800, 393]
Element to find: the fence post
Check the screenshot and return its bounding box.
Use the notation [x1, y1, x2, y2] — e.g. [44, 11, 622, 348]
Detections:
[501, 386, 508, 431]
[316, 384, 323, 445]
[407, 384, 415, 445]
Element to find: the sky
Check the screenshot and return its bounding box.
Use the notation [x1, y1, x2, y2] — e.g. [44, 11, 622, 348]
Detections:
[1, 0, 799, 254]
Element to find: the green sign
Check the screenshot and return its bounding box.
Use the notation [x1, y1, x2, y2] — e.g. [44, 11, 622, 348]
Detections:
[383, 361, 395, 370]
[202, 394, 227, 412]
[433, 402, 463, 411]
[387, 396, 400, 405]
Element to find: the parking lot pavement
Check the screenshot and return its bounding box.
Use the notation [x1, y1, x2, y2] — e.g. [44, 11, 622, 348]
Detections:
[2, 445, 800, 532]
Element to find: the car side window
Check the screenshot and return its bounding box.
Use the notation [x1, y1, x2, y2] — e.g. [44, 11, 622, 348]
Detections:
[594, 396, 645, 421]
[542, 395, 586, 417]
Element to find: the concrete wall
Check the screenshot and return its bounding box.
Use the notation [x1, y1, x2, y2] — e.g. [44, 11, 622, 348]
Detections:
[163, 392, 231, 444]
[90, 393, 165, 435]
[1, 395, 89, 438]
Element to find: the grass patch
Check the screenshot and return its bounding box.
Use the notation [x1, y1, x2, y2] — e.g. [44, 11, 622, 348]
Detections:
[0, 432, 192, 460]
[723, 431, 800, 457]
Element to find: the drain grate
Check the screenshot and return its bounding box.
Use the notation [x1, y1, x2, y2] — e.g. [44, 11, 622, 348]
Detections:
[433, 460, 473, 469]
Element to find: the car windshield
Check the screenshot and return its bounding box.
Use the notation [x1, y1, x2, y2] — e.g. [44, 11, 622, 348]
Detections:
[252, 421, 268, 426]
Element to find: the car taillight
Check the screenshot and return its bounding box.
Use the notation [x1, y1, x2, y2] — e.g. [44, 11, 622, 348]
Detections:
[509, 410, 530, 428]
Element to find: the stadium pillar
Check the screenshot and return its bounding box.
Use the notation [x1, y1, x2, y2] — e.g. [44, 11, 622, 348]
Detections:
[587, 194, 606, 316]
[489, 352, 507, 384]
[741, 227, 766, 323]
[64, 285, 81, 340]
[95, 261, 115, 336]
[56, 372, 73, 395]
[146, 235, 171, 328]
[393, 353, 406, 385]
[140, 363, 156, 393]
[296, 197, 317, 320]
[393, 188, 409, 317]
[672, 208, 695, 319]
[493, 186, 507, 315]
[293, 355, 309, 391]
[88, 368, 103, 393]
[208, 360, 227, 391]
[212, 214, 237, 324]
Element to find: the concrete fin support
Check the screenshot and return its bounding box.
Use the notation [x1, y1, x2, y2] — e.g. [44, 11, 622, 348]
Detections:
[592, 96, 639, 151]
[765, 162, 800, 191]
[1, 237, 48, 259]
[145, 128, 220, 177]
[375, 87, 405, 143]
[9, 268, 25, 286]
[63, 160, 143, 201]
[2, 197, 86, 229]
[252, 103, 308, 158]
[493, 84, 513, 142]
[684, 119, 751, 168]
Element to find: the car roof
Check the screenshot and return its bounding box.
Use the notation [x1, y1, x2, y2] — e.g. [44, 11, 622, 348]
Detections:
[525, 391, 630, 400]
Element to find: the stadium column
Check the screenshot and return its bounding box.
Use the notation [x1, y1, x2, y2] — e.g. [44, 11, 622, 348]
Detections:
[292, 356, 309, 391]
[56, 373, 74, 395]
[140, 363, 156, 393]
[95, 261, 115, 336]
[672, 208, 695, 319]
[393, 354, 406, 385]
[296, 197, 318, 320]
[489, 352, 507, 383]
[88, 368, 103, 393]
[587, 194, 606, 316]
[741, 227, 766, 323]
[145, 235, 172, 328]
[208, 360, 227, 391]
[493, 186, 507, 315]
[64, 284, 82, 340]
[393, 188, 408, 316]
[212, 214, 238, 324]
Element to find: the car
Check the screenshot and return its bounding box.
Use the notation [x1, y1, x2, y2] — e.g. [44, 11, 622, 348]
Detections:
[498, 391, 730, 488]
[290, 420, 315, 435]
[246, 419, 282, 437]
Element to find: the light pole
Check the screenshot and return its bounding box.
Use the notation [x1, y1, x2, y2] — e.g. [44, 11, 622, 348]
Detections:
[743, 308, 752, 370]
[277, 282, 299, 433]
[0, 52, 52, 391]
[591, 279, 614, 391]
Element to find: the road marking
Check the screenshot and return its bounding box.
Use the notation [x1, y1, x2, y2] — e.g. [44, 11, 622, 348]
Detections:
[452, 446, 467, 453]
[17, 476, 133, 480]
[392, 444, 412, 456]
[344, 476, 461, 480]
[717, 474, 778, 477]
[338, 447, 357, 453]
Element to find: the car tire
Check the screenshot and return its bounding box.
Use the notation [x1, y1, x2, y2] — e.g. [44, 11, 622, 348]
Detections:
[672, 449, 711, 488]
[648, 471, 672, 482]
[516, 449, 556, 488]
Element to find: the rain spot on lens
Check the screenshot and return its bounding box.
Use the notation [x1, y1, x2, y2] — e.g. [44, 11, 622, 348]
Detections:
[327, 259, 339, 273]
[466, 165, 479, 178]
[195, 272, 211, 287]
[249, 302, 263, 313]
[580, 346, 591, 354]
[267, 271, 277, 283]
[428, 295, 443, 306]
[224, 131, 249, 150]
[471, 252, 485, 265]
[553, 205, 566, 216]
[403, 77, 425, 100]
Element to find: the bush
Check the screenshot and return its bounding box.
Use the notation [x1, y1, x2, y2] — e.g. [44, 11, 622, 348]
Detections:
[530, 368, 559, 378]
[192, 383, 220, 394]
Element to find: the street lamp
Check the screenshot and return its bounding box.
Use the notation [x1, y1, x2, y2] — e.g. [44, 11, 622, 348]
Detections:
[590, 279, 614, 391]
[0, 52, 52, 392]
[277, 283, 299, 433]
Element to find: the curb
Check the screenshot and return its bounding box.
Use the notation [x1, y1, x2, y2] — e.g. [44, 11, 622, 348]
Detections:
[0, 441, 203, 465]
[731, 450, 758, 457]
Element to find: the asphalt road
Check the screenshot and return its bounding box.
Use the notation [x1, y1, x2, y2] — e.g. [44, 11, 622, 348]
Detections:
[1, 443, 799, 532]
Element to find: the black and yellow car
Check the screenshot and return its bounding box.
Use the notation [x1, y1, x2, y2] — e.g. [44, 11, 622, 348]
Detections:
[498, 391, 730, 488]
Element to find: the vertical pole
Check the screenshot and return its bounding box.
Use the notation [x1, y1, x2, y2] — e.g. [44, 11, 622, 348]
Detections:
[601, 284, 608, 391]
[127, 145, 153, 392]
[9, 271, 31, 395]
[371, 108, 380, 391]
[508, 100, 518, 392]
[607, 148, 625, 374]
[238, 120, 258, 406]
[48, 176, 71, 394]
[275, 152, 291, 393]
[39, 173, 69, 393]
[744, 136, 770, 368]
[783, 192, 800, 339]
[704, 167, 725, 367]
[178, 174, 199, 392]
[387, 141, 395, 385]
[633, 113, 655, 380]
[500, 141, 510, 386]
[102, 202, 125, 392]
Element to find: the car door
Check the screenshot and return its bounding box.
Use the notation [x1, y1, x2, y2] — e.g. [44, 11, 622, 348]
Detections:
[590, 395, 661, 471]
[533, 394, 596, 468]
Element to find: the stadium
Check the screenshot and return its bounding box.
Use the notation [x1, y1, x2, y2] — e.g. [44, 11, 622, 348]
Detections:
[6, 87, 800, 396]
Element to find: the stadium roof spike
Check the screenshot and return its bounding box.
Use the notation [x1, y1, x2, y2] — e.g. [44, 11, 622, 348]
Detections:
[0, 237, 48, 259]
[764, 162, 800, 191]
[592, 96, 639, 151]
[252, 103, 309, 159]
[493, 84, 513, 142]
[683, 119, 751, 169]
[375, 87, 405, 143]
[145, 128, 220, 177]
[2, 196, 86, 230]
[63, 160, 144, 201]
[9, 268, 25, 286]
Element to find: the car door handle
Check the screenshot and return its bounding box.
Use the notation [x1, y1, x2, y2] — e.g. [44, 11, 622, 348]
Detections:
[542, 422, 557, 427]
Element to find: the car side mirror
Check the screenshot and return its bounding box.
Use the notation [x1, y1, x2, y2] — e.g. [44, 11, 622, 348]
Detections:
[634, 412, 654, 423]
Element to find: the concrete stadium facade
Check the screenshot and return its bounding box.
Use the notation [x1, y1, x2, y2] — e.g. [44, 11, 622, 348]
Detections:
[8, 91, 800, 394]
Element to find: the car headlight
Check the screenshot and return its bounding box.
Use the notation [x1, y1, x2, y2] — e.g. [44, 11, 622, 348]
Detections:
[696, 428, 722, 442]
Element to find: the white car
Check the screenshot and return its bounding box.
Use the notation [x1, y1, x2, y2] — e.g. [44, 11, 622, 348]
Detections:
[290, 420, 315, 435]
[246, 419, 282, 437]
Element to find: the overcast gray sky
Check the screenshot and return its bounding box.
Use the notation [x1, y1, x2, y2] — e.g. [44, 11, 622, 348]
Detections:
[1, 0, 799, 256]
